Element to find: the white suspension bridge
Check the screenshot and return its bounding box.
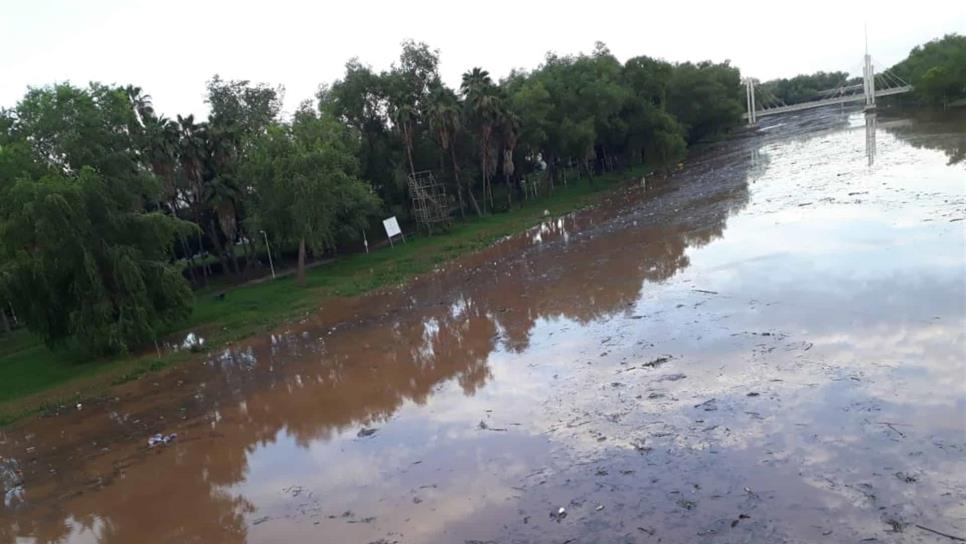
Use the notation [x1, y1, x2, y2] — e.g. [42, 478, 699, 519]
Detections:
[742, 49, 912, 124]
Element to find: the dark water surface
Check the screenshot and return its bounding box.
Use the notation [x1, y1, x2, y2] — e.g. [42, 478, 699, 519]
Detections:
[2, 108, 964, 543]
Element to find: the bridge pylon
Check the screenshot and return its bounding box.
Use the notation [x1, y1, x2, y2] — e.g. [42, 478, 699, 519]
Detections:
[744, 78, 757, 126]
[862, 53, 876, 110]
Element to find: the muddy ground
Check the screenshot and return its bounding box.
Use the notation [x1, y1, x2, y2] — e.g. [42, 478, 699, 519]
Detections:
[1, 108, 964, 543]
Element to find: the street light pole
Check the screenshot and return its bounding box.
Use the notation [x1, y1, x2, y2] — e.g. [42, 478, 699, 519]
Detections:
[260, 230, 276, 279]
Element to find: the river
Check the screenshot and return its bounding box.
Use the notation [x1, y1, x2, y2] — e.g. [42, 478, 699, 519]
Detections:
[1, 107, 964, 543]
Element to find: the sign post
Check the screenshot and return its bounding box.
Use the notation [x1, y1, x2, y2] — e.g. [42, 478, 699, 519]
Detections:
[383, 216, 405, 247]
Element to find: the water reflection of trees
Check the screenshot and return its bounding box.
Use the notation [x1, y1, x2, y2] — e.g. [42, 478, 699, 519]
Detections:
[0, 153, 753, 543]
[881, 109, 966, 165]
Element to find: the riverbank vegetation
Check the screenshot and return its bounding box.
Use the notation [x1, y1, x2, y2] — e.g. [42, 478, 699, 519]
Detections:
[890, 34, 966, 108]
[0, 40, 743, 406]
[0, 165, 643, 418]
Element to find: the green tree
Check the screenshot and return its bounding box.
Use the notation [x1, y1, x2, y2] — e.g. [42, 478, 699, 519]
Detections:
[244, 109, 380, 285]
[0, 168, 194, 354]
[890, 34, 966, 107]
[667, 61, 743, 143]
[0, 83, 196, 353]
[461, 68, 500, 212]
[427, 85, 479, 216]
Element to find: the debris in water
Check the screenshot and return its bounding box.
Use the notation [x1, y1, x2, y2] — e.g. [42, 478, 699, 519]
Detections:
[3, 485, 24, 509]
[731, 513, 751, 527]
[677, 499, 697, 510]
[895, 471, 917, 483]
[595, 504, 605, 511]
[252, 516, 270, 526]
[631, 440, 651, 454]
[642, 356, 671, 368]
[550, 506, 567, 522]
[148, 433, 177, 447]
[747, 392, 760, 397]
[478, 420, 507, 432]
[914, 523, 966, 541]
[694, 398, 718, 411]
[357, 427, 378, 438]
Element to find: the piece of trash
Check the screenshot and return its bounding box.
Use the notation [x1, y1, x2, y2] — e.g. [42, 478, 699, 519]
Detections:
[746, 392, 760, 397]
[148, 433, 177, 447]
[631, 440, 651, 454]
[595, 504, 605, 511]
[642, 356, 671, 368]
[75, 403, 82, 410]
[895, 471, 917, 483]
[694, 398, 718, 411]
[252, 516, 270, 526]
[550, 506, 567, 522]
[3, 485, 24, 509]
[732, 513, 750, 527]
[182, 332, 205, 352]
[357, 427, 378, 438]
[677, 499, 697, 510]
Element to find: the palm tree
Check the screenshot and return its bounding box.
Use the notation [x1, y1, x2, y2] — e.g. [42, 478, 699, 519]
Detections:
[427, 87, 481, 217]
[125, 85, 155, 128]
[176, 115, 235, 277]
[144, 116, 181, 205]
[176, 115, 206, 199]
[391, 104, 417, 179]
[499, 108, 521, 208]
[461, 68, 500, 213]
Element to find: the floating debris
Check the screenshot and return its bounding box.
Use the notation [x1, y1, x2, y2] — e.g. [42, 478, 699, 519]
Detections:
[550, 506, 567, 522]
[148, 433, 177, 447]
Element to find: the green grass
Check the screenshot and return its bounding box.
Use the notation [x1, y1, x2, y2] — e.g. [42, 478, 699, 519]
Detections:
[0, 166, 645, 421]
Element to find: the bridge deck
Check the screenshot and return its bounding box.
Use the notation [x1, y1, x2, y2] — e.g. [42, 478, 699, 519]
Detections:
[743, 86, 912, 120]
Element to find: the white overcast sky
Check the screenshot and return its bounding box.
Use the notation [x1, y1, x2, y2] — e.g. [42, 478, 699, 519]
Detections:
[2, 0, 963, 118]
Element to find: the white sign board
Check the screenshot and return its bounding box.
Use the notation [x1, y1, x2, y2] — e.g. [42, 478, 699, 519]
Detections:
[383, 216, 401, 239]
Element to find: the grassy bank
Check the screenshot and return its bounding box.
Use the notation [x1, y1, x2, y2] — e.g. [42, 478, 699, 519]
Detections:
[0, 165, 645, 423]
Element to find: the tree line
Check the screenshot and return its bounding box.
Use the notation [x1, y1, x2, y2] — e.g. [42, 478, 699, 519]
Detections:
[10, 32, 960, 356]
[0, 41, 746, 354]
[890, 34, 966, 108]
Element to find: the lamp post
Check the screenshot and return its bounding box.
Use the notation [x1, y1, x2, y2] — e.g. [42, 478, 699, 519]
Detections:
[260, 230, 276, 279]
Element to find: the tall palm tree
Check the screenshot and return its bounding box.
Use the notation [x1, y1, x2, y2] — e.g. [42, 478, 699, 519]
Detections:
[460, 68, 500, 213]
[391, 104, 417, 179]
[427, 87, 481, 217]
[176, 115, 235, 277]
[499, 108, 521, 208]
[144, 116, 181, 206]
[125, 85, 155, 128]
[176, 115, 206, 199]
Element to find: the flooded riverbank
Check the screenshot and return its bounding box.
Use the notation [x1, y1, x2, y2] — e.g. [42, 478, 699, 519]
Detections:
[1, 107, 964, 543]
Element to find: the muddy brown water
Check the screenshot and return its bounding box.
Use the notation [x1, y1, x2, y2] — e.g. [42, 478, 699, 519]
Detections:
[2, 108, 964, 543]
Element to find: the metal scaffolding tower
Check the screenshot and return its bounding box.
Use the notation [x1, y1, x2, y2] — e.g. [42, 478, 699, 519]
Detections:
[407, 170, 453, 230]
